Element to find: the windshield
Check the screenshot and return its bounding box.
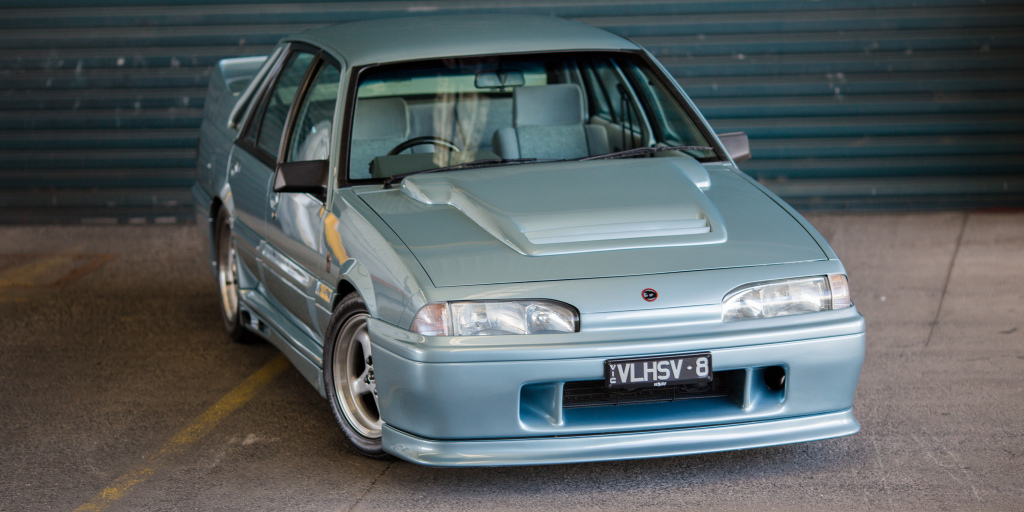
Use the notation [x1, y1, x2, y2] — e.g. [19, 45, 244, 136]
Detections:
[346, 52, 718, 181]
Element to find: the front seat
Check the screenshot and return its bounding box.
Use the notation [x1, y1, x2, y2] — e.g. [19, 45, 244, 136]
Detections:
[349, 97, 410, 180]
[492, 83, 609, 160]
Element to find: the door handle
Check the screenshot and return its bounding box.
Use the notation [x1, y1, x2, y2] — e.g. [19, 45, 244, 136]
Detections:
[269, 192, 280, 218]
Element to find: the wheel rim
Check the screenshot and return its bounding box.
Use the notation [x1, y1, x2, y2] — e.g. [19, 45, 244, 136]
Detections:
[332, 312, 382, 439]
[217, 220, 239, 323]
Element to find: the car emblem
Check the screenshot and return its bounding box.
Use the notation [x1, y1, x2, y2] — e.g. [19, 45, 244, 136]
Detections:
[642, 288, 658, 302]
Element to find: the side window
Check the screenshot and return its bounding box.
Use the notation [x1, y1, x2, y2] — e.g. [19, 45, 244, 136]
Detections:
[582, 64, 612, 120]
[595, 63, 625, 122]
[242, 92, 266, 147]
[588, 59, 644, 150]
[626, 63, 711, 149]
[586, 60, 639, 127]
[254, 51, 315, 160]
[230, 46, 284, 131]
[287, 62, 341, 162]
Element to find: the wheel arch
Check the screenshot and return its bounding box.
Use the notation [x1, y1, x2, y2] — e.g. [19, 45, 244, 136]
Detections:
[332, 278, 358, 311]
[193, 179, 222, 275]
[333, 259, 379, 319]
[208, 196, 224, 257]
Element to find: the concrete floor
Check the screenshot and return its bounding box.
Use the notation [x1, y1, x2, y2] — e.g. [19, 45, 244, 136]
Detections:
[0, 211, 1021, 511]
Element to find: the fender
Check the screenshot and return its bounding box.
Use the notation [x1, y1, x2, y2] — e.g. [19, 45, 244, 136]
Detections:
[336, 258, 378, 318]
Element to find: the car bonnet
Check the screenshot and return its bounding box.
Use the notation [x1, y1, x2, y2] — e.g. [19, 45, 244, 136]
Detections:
[356, 158, 827, 287]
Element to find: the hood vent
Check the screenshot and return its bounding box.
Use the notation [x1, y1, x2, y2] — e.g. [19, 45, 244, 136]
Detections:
[521, 207, 710, 245]
[394, 157, 728, 256]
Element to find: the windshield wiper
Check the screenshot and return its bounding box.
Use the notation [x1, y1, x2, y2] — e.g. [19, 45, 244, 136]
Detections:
[382, 157, 542, 188]
[578, 145, 714, 161]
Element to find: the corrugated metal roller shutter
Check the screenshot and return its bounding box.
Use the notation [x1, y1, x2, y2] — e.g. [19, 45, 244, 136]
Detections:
[1, 0, 1022, 223]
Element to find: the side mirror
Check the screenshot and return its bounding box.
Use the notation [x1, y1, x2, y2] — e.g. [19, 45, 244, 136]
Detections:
[274, 160, 328, 196]
[717, 132, 751, 163]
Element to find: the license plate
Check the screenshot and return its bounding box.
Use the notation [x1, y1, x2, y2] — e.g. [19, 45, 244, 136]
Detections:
[604, 353, 712, 389]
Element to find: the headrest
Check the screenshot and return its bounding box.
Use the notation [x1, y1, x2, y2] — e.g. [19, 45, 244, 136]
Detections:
[513, 84, 585, 127]
[353, 97, 409, 139]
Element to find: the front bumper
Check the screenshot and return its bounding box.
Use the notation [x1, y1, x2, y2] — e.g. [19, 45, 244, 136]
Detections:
[383, 409, 859, 467]
[369, 307, 865, 465]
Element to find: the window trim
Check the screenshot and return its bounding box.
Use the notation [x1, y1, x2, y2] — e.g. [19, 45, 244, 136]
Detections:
[280, 52, 341, 165]
[235, 44, 320, 169]
[278, 52, 343, 203]
[631, 50, 728, 161]
[235, 44, 291, 167]
[229, 46, 285, 131]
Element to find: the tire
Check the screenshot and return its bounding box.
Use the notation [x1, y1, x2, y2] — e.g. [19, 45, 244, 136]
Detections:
[323, 292, 390, 459]
[214, 207, 253, 343]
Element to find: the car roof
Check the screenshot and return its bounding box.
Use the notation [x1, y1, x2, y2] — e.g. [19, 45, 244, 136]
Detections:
[288, 14, 639, 67]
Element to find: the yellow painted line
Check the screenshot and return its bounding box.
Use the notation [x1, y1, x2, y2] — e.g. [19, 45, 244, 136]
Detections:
[0, 253, 114, 289]
[0, 255, 75, 289]
[53, 254, 116, 287]
[75, 354, 291, 512]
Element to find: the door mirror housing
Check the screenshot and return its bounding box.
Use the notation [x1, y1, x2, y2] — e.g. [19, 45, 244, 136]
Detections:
[274, 160, 328, 196]
[717, 132, 751, 163]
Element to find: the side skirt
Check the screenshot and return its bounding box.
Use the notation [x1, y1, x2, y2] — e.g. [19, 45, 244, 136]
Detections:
[238, 288, 326, 397]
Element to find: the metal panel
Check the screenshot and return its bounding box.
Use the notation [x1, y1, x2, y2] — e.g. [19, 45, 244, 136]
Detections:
[0, 0, 1022, 223]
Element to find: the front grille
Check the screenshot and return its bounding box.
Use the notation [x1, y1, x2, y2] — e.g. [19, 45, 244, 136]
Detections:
[562, 371, 737, 409]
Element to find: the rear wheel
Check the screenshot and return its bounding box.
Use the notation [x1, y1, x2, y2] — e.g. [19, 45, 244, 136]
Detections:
[323, 292, 389, 459]
[214, 207, 252, 343]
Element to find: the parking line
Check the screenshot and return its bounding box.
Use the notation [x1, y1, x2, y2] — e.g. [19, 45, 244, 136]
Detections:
[74, 354, 292, 512]
[0, 253, 114, 289]
[0, 255, 73, 289]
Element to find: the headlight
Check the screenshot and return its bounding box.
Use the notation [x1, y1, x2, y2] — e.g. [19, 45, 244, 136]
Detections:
[722, 274, 852, 322]
[410, 300, 579, 336]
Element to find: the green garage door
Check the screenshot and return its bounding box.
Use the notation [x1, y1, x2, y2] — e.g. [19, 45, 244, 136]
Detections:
[1, 0, 1021, 223]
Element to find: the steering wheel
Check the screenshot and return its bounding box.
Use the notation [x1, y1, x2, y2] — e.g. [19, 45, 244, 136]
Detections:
[387, 136, 462, 156]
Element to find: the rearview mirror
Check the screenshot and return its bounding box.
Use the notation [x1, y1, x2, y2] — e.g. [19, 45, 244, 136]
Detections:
[717, 132, 751, 163]
[274, 160, 328, 196]
[475, 70, 525, 89]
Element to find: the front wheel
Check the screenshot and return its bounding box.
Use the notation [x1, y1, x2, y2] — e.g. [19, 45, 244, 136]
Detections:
[323, 292, 389, 459]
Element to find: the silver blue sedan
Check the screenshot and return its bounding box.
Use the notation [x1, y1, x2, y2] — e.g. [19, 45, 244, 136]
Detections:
[193, 14, 865, 466]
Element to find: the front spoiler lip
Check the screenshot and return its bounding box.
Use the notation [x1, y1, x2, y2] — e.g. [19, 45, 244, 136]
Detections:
[382, 409, 859, 467]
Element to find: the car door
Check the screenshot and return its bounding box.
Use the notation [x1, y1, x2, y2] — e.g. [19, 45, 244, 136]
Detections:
[225, 47, 291, 279]
[230, 46, 317, 326]
[262, 54, 343, 349]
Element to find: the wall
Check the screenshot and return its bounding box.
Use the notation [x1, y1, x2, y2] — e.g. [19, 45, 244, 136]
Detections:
[1, 0, 1022, 223]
